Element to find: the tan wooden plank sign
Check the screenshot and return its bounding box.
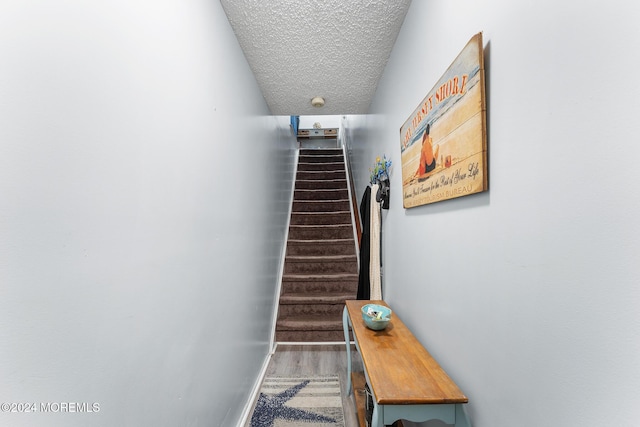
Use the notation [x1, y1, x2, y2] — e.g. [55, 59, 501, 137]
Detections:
[400, 32, 488, 208]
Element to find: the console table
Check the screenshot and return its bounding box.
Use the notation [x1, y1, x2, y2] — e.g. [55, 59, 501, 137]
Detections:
[343, 300, 471, 427]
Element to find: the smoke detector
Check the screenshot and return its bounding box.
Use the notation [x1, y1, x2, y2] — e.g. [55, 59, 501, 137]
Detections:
[311, 96, 325, 108]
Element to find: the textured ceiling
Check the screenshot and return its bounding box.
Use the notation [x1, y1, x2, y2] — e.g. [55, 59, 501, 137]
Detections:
[220, 0, 411, 116]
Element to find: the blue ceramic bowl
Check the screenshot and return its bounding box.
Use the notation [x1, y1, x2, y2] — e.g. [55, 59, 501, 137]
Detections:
[361, 304, 392, 330]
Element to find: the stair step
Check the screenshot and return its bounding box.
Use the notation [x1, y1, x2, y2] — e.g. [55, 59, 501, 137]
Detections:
[281, 279, 357, 294]
[296, 170, 346, 181]
[275, 329, 347, 342]
[277, 303, 345, 317]
[276, 317, 344, 331]
[286, 239, 355, 256]
[276, 315, 348, 342]
[288, 224, 353, 240]
[279, 293, 355, 305]
[290, 211, 351, 225]
[295, 179, 347, 190]
[285, 254, 357, 261]
[283, 255, 357, 274]
[292, 199, 350, 212]
[298, 162, 345, 172]
[300, 148, 343, 156]
[299, 154, 344, 163]
[282, 272, 358, 282]
[294, 188, 349, 200]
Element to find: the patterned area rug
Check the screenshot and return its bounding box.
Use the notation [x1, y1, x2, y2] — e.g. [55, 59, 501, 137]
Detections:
[250, 375, 345, 427]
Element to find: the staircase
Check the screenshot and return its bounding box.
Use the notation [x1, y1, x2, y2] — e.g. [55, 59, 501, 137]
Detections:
[275, 148, 359, 342]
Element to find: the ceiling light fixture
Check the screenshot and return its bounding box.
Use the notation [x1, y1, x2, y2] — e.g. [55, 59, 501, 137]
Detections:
[311, 96, 325, 108]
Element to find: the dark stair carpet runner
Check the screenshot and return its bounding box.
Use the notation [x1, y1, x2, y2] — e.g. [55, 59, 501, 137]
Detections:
[275, 148, 359, 342]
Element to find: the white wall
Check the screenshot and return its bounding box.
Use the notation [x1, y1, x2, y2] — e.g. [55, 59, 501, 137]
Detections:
[298, 115, 341, 130]
[346, 1, 640, 426]
[0, 1, 296, 426]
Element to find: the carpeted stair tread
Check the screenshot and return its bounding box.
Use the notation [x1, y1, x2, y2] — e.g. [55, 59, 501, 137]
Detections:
[281, 272, 358, 281]
[275, 330, 347, 342]
[279, 293, 356, 305]
[277, 303, 346, 318]
[297, 162, 346, 172]
[284, 263, 357, 275]
[286, 240, 356, 256]
[295, 179, 348, 190]
[296, 170, 346, 180]
[300, 148, 343, 154]
[294, 189, 349, 200]
[276, 318, 344, 331]
[281, 281, 357, 294]
[285, 254, 357, 261]
[292, 199, 351, 212]
[287, 238, 354, 244]
[289, 225, 352, 230]
[299, 152, 343, 157]
[290, 211, 352, 225]
[299, 156, 345, 164]
[292, 211, 351, 216]
[288, 224, 353, 240]
[293, 199, 350, 204]
[290, 221, 353, 227]
[283, 255, 358, 275]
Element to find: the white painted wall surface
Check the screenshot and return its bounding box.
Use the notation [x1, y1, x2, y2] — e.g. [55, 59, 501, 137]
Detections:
[298, 115, 341, 130]
[0, 1, 296, 426]
[345, 1, 640, 426]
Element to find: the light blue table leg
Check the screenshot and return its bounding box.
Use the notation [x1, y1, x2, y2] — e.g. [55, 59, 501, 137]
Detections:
[372, 402, 383, 427]
[342, 306, 352, 396]
[455, 403, 472, 427]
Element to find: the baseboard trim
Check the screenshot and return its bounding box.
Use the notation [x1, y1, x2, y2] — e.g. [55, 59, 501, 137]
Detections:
[236, 343, 278, 427]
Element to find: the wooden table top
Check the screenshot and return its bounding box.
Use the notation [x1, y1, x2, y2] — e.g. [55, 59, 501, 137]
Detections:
[346, 300, 468, 405]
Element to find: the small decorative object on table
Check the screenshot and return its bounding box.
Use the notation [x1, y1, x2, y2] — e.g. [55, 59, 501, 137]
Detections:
[361, 304, 392, 330]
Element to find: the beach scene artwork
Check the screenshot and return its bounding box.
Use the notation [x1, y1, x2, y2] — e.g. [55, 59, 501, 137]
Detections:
[400, 32, 488, 208]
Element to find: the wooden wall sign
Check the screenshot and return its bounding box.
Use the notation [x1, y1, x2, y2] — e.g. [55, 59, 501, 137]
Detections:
[399, 32, 488, 208]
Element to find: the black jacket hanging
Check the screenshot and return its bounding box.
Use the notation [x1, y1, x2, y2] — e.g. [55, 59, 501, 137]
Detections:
[357, 186, 371, 300]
